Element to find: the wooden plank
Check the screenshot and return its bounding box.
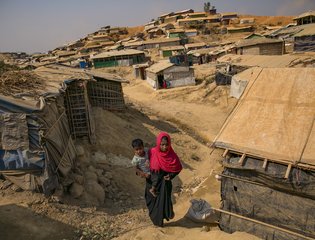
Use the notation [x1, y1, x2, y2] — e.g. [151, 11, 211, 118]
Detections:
[238, 153, 246, 165]
[262, 158, 268, 170]
[284, 164, 292, 179]
[222, 149, 229, 157]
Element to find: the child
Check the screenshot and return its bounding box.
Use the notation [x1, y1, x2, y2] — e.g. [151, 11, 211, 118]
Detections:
[131, 139, 158, 197]
[131, 138, 150, 179]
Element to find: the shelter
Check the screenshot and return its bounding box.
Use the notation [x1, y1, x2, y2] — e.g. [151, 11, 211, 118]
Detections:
[144, 20, 159, 31]
[215, 53, 315, 86]
[123, 40, 143, 50]
[184, 29, 198, 37]
[167, 29, 185, 38]
[164, 15, 180, 24]
[240, 18, 255, 24]
[187, 12, 207, 18]
[235, 38, 284, 55]
[91, 34, 112, 42]
[146, 60, 195, 89]
[124, 38, 181, 50]
[54, 51, 76, 58]
[221, 12, 238, 25]
[142, 38, 181, 49]
[188, 48, 213, 65]
[221, 12, 238, 19]
[0, 65, 127, 193]
[133, 63, 149, 80]
[213, 67, 315, 240]
[226, 26, 253, 33]
[293, 23, 315, 52]
[177, 16, 220, 27]
[158, 12, 174, 23]
[91, 49, 146, 68]
[294, 10, 315, 25]
[173, 9, 194, 17]
[184, 42, 206, 51]
[159, 23, 175, 31]
[80, 41, 104, 53]
[189, 44, 235, 65]
[160, 46, 185, 58]
[148, 28, 164, 38]
[244, 33, 264, 39]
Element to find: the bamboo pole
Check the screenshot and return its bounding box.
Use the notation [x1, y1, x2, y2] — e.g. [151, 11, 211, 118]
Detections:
[213, 207, 314, 240]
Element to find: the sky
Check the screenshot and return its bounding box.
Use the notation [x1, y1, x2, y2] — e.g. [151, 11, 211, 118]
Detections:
[0, 0, 314, 53]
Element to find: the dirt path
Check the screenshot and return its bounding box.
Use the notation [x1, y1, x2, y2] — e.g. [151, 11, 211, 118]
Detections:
[123, 78, 237, 143]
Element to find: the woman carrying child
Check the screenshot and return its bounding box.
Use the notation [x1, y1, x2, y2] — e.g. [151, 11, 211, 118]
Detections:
[145, 132, 182, 227]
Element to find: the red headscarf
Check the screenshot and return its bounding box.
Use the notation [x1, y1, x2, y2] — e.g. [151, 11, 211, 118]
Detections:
[149, 132, 182, 173]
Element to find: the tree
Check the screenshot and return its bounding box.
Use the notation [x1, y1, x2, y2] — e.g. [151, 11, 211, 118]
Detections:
[204, 2, 211, 12]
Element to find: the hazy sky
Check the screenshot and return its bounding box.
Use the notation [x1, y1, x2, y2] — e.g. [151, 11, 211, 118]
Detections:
[1, 0, 314, 53]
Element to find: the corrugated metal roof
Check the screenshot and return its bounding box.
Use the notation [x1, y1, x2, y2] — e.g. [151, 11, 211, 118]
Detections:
[91, 49, 144, 59]
[294, 23, 315, 37]
[235, 38, 283, 47]
[146, 61, 174, 73]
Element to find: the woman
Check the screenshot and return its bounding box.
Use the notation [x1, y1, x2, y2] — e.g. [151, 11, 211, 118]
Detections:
[145, 132, 182, 227]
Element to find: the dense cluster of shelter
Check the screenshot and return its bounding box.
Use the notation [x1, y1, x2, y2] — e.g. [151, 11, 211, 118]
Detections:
[1, 5, 315, 240]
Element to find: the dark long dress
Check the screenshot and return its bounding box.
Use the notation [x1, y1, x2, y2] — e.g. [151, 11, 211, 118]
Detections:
[145, 170, 178, 227]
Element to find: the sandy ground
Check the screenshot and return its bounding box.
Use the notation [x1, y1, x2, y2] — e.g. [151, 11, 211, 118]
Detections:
[0, 66, 259, 240]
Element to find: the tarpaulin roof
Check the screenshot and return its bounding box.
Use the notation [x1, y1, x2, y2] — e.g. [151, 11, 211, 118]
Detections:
[214, 67, 315, 169]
